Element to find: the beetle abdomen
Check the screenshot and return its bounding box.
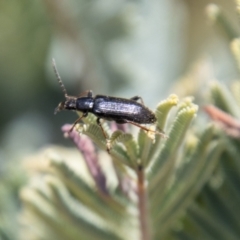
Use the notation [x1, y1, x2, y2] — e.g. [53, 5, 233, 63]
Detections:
[93, 95, 156, 124]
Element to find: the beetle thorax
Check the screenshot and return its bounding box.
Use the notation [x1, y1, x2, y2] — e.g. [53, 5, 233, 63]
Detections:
[76, 97, 94, 111]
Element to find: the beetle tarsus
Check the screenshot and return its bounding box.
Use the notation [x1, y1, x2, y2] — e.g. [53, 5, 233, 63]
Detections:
[106, 140, 111, 154]
[97, 118, 112, 152]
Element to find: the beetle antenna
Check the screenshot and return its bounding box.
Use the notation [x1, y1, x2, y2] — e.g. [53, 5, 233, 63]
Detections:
[52, 58, 68, 98]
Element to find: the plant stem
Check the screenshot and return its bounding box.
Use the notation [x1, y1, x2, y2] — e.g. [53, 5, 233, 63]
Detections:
[137, 165, 151, 240]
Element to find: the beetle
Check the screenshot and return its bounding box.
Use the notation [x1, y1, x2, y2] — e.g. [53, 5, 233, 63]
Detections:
[52, 59, 165, 150]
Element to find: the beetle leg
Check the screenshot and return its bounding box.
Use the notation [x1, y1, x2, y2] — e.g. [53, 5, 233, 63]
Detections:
[123, 120, 166, 138]
[96, 118, 111, 152]
[130, 96, 144, 104]
[70, 112, 88, 132]
[96, 118, 108, 139]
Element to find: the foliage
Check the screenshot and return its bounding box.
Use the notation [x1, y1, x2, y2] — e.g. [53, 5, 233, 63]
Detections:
[2, 1, 240, 240]
[18, 94, 225, 240]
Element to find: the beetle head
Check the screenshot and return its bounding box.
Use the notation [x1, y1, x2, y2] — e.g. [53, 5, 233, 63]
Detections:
[52, 59, 78, 114]
[54, 97, 77, 114]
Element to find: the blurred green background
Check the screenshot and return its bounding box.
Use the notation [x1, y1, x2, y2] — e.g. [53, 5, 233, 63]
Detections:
[0, 0, 238, 159]
[0, 0, 239, 238]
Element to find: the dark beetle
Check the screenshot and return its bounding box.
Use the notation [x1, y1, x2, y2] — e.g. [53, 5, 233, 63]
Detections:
[52, 59, 163, 149]
[55, 92, 156, 125]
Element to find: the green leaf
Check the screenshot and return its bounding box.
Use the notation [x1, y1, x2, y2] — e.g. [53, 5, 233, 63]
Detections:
[210, 81, 240, 118]
[148, 102, 198, 184]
